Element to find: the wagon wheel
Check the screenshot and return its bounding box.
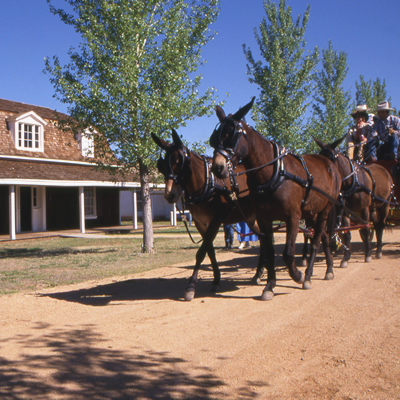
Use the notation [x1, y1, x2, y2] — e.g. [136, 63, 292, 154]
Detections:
[359, 227, 374, 242]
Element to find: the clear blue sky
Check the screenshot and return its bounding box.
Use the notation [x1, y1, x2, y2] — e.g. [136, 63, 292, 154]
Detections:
[2, 0, 400, 151]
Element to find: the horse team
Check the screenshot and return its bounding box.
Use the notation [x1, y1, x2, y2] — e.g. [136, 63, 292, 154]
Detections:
[152, 97, 395, 301]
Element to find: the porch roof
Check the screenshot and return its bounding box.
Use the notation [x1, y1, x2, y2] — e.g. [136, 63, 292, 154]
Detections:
[0, 158, 151, 188]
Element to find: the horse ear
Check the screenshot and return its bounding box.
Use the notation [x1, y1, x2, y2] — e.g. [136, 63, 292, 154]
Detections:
[151, 132, 171, 151]
[171, 129, 183, 147]
[232, 97, 255, 121]
[216, 105, 226, 122]
[330, 134, 347, 150]
[313, 136, 326, 149]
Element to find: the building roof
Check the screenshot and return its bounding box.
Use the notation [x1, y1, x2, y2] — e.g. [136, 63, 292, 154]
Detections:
[0, 158, 141, 187]
[0, 98, 67, 120]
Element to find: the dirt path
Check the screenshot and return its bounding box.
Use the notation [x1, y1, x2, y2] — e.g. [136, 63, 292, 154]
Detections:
[1, 230, 400, 399]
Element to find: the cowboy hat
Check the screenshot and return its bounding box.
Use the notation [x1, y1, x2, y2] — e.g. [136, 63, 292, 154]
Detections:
[351, 104, 369, 120]
[376, 101, 394, 112]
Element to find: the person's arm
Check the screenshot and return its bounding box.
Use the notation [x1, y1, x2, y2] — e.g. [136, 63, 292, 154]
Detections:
[388, 116, 400, 136]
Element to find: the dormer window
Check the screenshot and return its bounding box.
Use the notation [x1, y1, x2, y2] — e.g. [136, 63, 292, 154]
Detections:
[18, 122, 41, 149]
[78, 130, 95, 158]
[7, 111, 46, 152]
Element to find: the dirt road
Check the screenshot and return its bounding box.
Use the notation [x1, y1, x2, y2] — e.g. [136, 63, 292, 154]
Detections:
[1, 230, 400, 399]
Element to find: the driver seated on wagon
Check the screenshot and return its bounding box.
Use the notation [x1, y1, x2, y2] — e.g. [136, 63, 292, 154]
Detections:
[346, 104, 375, 162]
[364, 101, 400, 161]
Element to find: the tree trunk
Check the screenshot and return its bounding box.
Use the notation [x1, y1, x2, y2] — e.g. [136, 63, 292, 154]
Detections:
[139, 161, 154, 253]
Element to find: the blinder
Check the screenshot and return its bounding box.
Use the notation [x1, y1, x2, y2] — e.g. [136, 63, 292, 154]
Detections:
[210, 117, 247, 163]
[156, 146, 191, 187]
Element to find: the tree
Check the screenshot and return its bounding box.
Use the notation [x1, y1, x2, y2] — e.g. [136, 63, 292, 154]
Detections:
[243, 0, 319, 152]
[45, 0, 220, 253]
[354, 75, 393, 113]
[307, 41, 351, 151]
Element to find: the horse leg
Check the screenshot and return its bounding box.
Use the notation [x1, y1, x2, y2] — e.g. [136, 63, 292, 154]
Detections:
[184, 223, 221, 301]
[340, 215, 352, 268]
[374, 206, 389, 259]
[301, 233, 309, 267]
[282, 216, 304, 285]
[260, 226, 276, 301]
[303, 215, 327, 289]
[252, 234, 266, 285]
[359, 208, 372, 263]
[321, 229, 335, 281]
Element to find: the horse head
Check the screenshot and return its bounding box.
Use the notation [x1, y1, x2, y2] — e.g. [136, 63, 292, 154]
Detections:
[151, 130, 191, 204]
[314, 134, 352, 183]
[314, 135, 346, 164]
[210, 97, 255, 178]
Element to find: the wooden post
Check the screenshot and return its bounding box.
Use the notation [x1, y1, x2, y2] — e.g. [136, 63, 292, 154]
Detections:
[79, 187, 85, 234]
[9, 185, 16, 240]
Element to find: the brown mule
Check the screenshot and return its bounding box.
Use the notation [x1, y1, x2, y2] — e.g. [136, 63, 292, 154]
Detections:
[315, 136, 394, 266]
[152, 130, 265, 301]
[210, 98, 341, 300]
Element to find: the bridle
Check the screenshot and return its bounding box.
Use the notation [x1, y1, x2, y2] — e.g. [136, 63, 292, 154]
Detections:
[211, 117, 247, 164]
[157, 145, 192, 188]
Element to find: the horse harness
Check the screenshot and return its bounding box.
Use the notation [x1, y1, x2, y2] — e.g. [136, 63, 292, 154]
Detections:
[211, 117, 371, 225]
[212, 118, 315, 208]
[333, 152, 396, 207]
[159, 145, 239, 206]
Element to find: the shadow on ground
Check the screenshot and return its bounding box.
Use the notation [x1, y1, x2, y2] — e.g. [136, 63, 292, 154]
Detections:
[0, 324, 263, 399]
[42, 240, 399, 307]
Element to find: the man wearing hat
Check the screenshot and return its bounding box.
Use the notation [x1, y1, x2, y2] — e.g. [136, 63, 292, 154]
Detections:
[347, 104, 376, 161]
[372, 101, 400, 160]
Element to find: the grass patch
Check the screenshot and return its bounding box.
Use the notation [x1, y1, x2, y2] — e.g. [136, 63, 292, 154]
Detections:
[0, 232, 226, 295]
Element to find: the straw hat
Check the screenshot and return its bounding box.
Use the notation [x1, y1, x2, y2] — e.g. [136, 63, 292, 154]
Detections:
[351, 104, 369, 120]
[376, 101, 394, 113]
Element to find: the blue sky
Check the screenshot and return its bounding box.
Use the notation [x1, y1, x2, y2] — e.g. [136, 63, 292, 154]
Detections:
[1, 0, 400, 150]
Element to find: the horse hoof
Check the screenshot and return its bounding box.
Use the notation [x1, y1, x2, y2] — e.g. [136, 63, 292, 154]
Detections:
[251, 277, 262, 285]
[340, 260, 348, 268]
[210, 284, 221, 293]
[376, 252, 382, 259]
[301, 258, 307, 267]
[303, 280, 312, 290]
[296, 271, 305, 284]
[324, 272, 334, 281]
[261, 290, 274, 301]
[365, 256, 372, 263]
[184, 290, 195, 301]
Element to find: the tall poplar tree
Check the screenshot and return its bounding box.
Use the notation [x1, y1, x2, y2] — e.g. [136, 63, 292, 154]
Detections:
[307, 41, 351, 151]
[355, 75, 393, 113]
[45, 0, 220, 253]
[243, 0, 319, 152]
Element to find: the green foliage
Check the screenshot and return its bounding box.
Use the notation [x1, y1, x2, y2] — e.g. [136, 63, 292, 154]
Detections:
[354, 75, 392, 113]
[243, 0, 319, 152]
[306, 41, 352, 152]
[45, 0, 220, 172]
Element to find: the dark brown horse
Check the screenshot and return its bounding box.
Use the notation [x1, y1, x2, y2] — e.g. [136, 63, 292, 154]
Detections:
[210, 98, 341, 300]
[315, 136, 394, 266]
[152, 130, 264, 301]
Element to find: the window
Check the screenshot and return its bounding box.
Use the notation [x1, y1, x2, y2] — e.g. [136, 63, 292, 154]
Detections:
[7, 111, 46, 152]
[32, 187, 37, 208]
[84, 187, 97, 218]
[135, 190, 142, 213]
[18, 123, 41, 149]
[78, 130, 95, 158]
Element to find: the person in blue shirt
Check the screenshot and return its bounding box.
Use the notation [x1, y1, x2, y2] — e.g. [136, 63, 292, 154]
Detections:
[236, 221, 258, 249]
[372, 101, 400, 160]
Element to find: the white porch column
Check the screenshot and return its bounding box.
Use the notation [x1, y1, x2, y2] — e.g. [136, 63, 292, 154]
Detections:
[132, 190, 138, 230]
[79, 186, 85, 234]
[9, 185, 16, 240]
